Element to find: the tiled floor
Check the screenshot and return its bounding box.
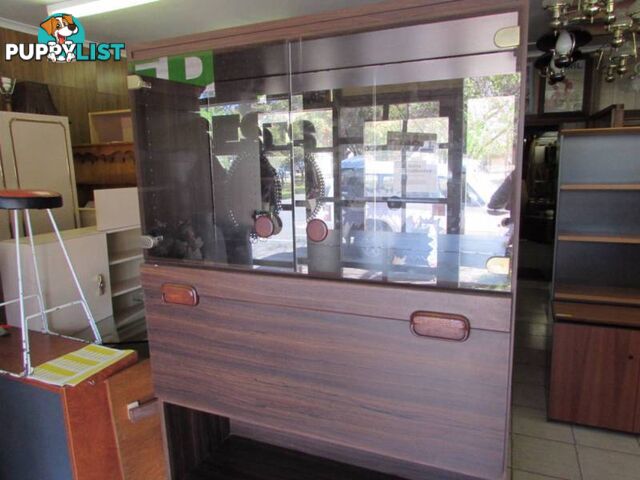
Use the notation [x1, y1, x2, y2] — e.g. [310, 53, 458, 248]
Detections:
[510, 281, 640, 480]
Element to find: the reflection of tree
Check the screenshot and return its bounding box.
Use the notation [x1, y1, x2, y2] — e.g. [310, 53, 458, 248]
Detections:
[464, 75, 520, 169]
[339, 106, 383, 156]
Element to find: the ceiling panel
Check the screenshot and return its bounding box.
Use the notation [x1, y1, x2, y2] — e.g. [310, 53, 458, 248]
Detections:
[0, 0, 390, 44]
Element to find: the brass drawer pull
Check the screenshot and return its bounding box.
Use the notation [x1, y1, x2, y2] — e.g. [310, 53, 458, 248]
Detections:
[162, 283, 199, 306]
[410, 312, 470, 341]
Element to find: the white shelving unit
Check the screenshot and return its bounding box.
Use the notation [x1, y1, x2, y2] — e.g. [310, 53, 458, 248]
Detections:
[96, 188, 146, 341]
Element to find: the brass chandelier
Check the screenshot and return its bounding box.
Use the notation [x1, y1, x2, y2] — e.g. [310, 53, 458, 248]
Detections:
[537, 0, 640, 83]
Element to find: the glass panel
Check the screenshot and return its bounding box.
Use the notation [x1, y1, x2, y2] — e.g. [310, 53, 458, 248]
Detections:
[291, 69, 520, 291]
[204, 92, 294, 271]
[133, 19, 521, 292]
[132, 81, 217, 262]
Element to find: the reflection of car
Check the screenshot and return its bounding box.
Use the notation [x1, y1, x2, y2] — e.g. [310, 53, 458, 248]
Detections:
[340, 155, 510, 237]
[464, 166, 510, 235]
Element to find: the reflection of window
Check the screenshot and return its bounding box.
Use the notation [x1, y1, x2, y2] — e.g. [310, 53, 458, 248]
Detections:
[339, 106, 383, 138]
[407, 118, 449, 143]
[363, 120, 402, 147]
[291, 109, 333, 148]
[465, 96, 516, 171]
[388, 102, 439, 120]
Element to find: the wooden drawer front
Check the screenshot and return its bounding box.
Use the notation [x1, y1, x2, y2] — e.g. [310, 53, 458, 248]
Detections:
[144, 271, 511, 479]
[141, 264, 512, 332]
[549, 323, 640, 433]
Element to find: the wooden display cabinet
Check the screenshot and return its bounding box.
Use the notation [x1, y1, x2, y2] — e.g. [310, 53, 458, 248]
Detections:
[550, 314, 640, 433]
[549, 128, 640, 432]
[129, 1, 528, 479]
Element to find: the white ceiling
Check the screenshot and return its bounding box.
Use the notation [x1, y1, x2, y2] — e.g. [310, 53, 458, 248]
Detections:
[0, 0, 551, 47]
[0, 0, 392, 44]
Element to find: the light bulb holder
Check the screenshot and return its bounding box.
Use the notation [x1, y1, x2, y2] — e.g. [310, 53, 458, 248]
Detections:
[0, 76, 16, 96]
[605, 0, 616, 24]
[555, 54, 573, 67]
[617, 61, 629, 75]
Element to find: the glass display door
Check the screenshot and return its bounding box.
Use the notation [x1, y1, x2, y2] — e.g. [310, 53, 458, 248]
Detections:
[131, 12, 522, 294]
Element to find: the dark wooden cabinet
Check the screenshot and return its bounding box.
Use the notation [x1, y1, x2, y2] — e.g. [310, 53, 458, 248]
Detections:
[130, 1, 528, 478]
[549, 128, 640, 432]
[549, 321, 640, 432]
[144, 265, 512, 479]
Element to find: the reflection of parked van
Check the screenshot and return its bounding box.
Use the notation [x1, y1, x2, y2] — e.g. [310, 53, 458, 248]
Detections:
[340, 155, 509, 235]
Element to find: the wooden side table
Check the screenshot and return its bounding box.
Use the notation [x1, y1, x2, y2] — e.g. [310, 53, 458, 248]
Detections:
[0, 328, 137, 479]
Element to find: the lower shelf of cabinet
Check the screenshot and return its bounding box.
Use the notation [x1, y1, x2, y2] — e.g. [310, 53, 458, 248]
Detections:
[555, 284, 640, 307]
[185, 436, 397, 480]
[111, 278, 142, 298]
[114, 304, 145, 329]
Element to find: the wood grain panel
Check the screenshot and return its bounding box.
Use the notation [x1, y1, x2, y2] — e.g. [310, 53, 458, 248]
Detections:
[141, 264, 511, 332]
[553, 301, 640, 329]
[549, 322, 640, 432]
[64, 380, 124, 480]
[561, 126, 640, 136]
[106, 360, 167, 480]
[231, 420, 484, 480]
[187, 436, 407, 480]
[129, 0, 526, 60]
[555, 284, 640, 307]
[0, 327, 84, 376]
[0, 26, 129, 144]
[163, 402, 229, 480]
[143, 267, 511, 479]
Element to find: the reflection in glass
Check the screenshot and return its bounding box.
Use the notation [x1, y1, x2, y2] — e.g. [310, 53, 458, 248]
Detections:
[137, 48, 520, 292]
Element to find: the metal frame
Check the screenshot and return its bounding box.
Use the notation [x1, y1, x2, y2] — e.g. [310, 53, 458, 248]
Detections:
[0, 208, 101, 377]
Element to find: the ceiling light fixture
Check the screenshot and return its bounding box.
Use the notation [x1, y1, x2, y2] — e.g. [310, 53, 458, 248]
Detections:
[47, 0, 160, 18]
[554, 30, 576, 67]
[538, 1, 640, 85]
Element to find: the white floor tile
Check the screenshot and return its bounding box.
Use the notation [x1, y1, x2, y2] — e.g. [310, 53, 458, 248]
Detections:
[577, 446, 640, 480]
[512, 406, 574, 443]
[512, 434, 581, 480]
[573, 426, 640, 455]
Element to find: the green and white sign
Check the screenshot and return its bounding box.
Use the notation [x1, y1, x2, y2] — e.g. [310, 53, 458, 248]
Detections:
[130, 50, 214, 91]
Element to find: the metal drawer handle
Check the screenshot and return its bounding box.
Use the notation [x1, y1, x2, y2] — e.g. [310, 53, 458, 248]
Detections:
[127, 398, 159, 423]
[410, 311, 470, 341]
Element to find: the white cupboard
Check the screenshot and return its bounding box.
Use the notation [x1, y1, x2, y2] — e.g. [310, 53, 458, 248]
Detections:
[0, 111, 80, 240]
[0, 227, 115, 340]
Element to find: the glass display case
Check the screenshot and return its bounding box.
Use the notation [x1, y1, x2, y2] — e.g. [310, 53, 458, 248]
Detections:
[130, 5, 527, 479]
[131, 16, 521, 293]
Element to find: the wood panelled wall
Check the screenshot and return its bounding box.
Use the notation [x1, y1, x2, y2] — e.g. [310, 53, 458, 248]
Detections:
[0, 27, 130, 145]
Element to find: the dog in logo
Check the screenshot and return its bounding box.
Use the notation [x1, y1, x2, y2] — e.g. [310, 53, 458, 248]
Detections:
[39, 14, 78, 62]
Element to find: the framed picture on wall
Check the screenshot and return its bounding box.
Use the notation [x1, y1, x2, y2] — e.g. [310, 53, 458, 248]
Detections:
[541, 59, 589, 114]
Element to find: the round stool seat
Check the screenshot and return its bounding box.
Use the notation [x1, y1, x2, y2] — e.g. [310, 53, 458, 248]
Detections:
[0, 190, 63, 210]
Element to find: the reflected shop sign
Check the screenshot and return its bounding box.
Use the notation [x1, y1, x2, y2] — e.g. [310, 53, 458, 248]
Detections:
[129, 51, 215, 96]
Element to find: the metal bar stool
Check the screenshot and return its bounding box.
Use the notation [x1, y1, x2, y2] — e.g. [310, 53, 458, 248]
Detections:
[0, 190, 101, 377]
